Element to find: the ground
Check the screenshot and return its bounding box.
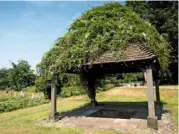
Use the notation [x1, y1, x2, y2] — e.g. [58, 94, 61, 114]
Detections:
[0, 87, 178, 134]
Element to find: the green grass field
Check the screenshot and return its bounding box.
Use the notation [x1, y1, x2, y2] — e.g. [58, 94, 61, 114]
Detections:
[0, 87, 178, 134]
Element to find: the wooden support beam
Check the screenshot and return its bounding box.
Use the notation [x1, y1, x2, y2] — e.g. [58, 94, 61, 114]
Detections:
[87, 74, 98, 107]
[146, 65, 158, 129]
[49, 74, 59, 121]
[154, 72, 160, 103]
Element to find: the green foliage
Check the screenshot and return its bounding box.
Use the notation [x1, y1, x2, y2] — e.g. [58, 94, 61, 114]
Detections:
[0, 68, 10, 90]
[61, 86, 86, 98]
[126, 1, 178, 83]
[39, 3, 170, 78]
[61, 83, 115, 98]
[95, 75, 116, 93]
[119, 73, 144, 83]
[60, 73, 81, 87]
[8, 60, 36, 91]
[126, 1, 178, 51]
[35, 73, 82, 97]
[103, 83, 115, 90]
[23, 86, 37, 92]
[96, 83, 115, 93]
[0, 96, 47, 113]
[37, 3, 171, 97]
[106, 76, 120, 86]
[35, 77, 47, 93]
[59, 75, 117, 98]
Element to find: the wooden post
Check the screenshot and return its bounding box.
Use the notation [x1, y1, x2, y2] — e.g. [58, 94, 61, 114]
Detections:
[49, 75, 59, 121]
[155, 72, 160, 103]
[87, 74, 98, 107]
[146, 65, 158, 129]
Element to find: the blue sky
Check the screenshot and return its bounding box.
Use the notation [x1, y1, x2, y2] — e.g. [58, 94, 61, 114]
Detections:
[0, 1, 125, 70]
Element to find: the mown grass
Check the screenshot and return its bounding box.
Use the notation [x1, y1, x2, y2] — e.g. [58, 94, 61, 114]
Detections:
[0, 87, 178, 134]
[160, 89, 178, 130]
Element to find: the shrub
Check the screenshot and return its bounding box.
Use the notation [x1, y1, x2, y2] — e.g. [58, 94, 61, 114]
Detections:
[96, 83, 115, 93]
[0, 96, 47, 113]
[103, 83, 115, 90]
[23, 86, 37, 92]
[60, 83, 114, 98]
[35, 77, 46, 93]
[61, 86, 86, 98]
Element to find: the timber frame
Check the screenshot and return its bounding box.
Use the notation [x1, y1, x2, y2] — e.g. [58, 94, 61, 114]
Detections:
[48, 43, 161, 130]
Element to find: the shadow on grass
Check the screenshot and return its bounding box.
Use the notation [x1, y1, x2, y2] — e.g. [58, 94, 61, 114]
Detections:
[58, 101, 169, 120]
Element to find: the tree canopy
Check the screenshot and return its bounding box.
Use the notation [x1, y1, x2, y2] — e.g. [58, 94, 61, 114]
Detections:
[126, 1, 178, 83]
[38, 3, 170, 78]
[8, 60, 36, 91]
[0, 68, 10, 90]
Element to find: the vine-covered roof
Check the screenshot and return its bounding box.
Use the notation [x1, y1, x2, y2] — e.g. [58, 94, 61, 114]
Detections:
[39, 3, 170, 76]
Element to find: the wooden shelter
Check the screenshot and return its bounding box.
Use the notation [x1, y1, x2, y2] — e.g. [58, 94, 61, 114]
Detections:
[49, 42, 161, 129]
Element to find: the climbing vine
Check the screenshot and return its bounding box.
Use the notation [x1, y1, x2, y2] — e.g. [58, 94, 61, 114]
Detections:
[38, 3, 170, 79]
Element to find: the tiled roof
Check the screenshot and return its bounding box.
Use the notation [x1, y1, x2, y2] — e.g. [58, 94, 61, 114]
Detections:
[86, 42, 156, 65]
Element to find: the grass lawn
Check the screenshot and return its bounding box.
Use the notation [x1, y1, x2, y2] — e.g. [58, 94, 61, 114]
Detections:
[0, 87, 178, 134]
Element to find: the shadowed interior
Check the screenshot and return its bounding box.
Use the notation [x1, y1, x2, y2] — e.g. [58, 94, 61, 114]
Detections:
[88, 109, 137, 119]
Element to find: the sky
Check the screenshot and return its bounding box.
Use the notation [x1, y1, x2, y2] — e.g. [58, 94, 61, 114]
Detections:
[0, 1, 125, 70]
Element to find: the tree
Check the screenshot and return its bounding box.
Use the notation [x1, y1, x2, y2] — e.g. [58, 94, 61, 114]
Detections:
[0, 68, 10, 90]
[35, 76, 47, 93]
[126, 1, 178, 84]
[8, 60, 36, 90]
